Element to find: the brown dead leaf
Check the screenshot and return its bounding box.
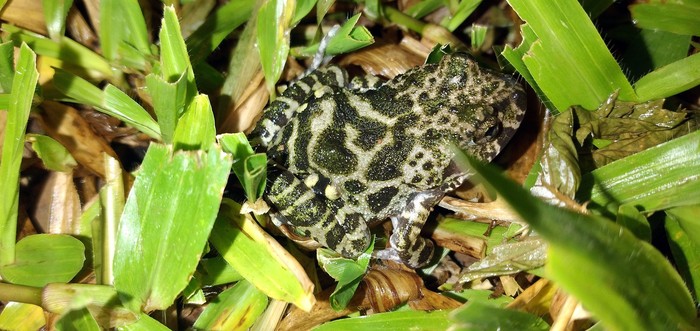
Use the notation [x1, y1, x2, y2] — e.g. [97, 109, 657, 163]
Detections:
[31, 170, 82, 234]
[1, 0, 47, 35]
[38, 101, 119, 177]
[338, 43, 424, 79]
[277, 268, 424, 330]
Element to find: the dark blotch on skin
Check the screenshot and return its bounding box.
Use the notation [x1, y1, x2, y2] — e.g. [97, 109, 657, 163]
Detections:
[366, 187, 399, 214]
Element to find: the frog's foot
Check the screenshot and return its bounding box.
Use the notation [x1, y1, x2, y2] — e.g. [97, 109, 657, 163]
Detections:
[307, 25, 341, 75]
[381, 190, 444, 268]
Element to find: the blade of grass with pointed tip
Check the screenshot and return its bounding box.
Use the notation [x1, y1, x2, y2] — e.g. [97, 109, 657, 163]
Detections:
[102, 85, 161, 139]
[113, 144, 232, 312]
[210, 199, 316, 311]
[0, 234, 85, 287]
[505, 0, 636, 111]
[42, 0, 73, 40]
[298, 13, 374, 57]
[0, 43, 38, 266]
[634, 52, 700, 102]
[326, 14, 374, 55]
[193, 280, 268, 331]
[452, 149, 697, 331]
[160, 6, 196, 106]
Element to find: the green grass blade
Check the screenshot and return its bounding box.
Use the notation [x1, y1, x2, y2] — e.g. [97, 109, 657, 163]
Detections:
[42, 0, 73, 40]
[99, 0, 151, 63]
[633, 52, 700, 102]
[51, 68, 103, 107]
[621, 30, 691, 79]
[578, 130, 700, 215]
[0, 234, 85, 287]
[160, 6, 195, 93]
[506, 0, 636, 111]
[404, 0, 443, 19]
[26, 134, 77, 172]
[0, 41, 15, 92]
[257, 0, 294, 99]
[449, 301, 549, 330]
[314, 310, 451, 330]
[97, 154, 124, 285]
[102, 85, 161, 139]
[173, 94, 216, 151]
[446, 0, 481, 32]
[0, 302, 45, 330]
[55, 308, 100, 331]
[210, 199, 316, 311]
[452, 149, 697, 331]
[665, 205, 700, 301]
[501, 25, 555, 111]
[326, 14, 374, 55]
[117, 313, 170, 330]
[113, 144, 232, 312]
[43, 283, 138, 328]
[3, 24, 113, 79]
[51, 77, 154, 148]
[0, 43, 38, 266]
[145, 73, 186, 143]
[186, 1, 254, 63]
[219, 133, 267, 201]
[631, 2, 700, 36]
[317, 239, 372, 310]
[193, 280, 268, 331]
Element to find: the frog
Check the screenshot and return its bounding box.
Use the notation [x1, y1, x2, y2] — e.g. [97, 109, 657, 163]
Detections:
[252, 52, 526, 268]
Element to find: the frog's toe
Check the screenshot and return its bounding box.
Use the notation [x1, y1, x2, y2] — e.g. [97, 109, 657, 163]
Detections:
[373, 248, 402, 263]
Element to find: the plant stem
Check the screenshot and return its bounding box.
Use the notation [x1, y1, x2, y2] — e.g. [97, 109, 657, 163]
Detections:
[0, 282, 43, 306]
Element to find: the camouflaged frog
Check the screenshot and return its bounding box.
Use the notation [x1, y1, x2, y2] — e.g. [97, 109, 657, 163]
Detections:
[253, 53, 526, 268]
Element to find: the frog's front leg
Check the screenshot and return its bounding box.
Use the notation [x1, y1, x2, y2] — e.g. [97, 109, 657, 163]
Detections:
[376, 190, 445, 268]
[266, 167, 371, 258]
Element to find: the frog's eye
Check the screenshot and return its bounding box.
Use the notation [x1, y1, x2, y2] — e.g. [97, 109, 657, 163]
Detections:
[480, 123, 502, 142]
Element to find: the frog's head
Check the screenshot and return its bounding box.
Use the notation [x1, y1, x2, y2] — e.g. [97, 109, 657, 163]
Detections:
[436, 53, 527, 161]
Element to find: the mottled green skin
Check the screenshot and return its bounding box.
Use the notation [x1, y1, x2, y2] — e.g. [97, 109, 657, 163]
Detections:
[255, 53, 526, 267]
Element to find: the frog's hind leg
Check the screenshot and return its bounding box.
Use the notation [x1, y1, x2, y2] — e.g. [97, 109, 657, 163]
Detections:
[266, 166, 371, 258]
[376, 190, 445, 268]
[253, 66, 349, 148]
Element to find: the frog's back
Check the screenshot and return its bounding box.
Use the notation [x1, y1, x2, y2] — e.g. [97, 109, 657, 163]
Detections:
[275, 54, 524, 221]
